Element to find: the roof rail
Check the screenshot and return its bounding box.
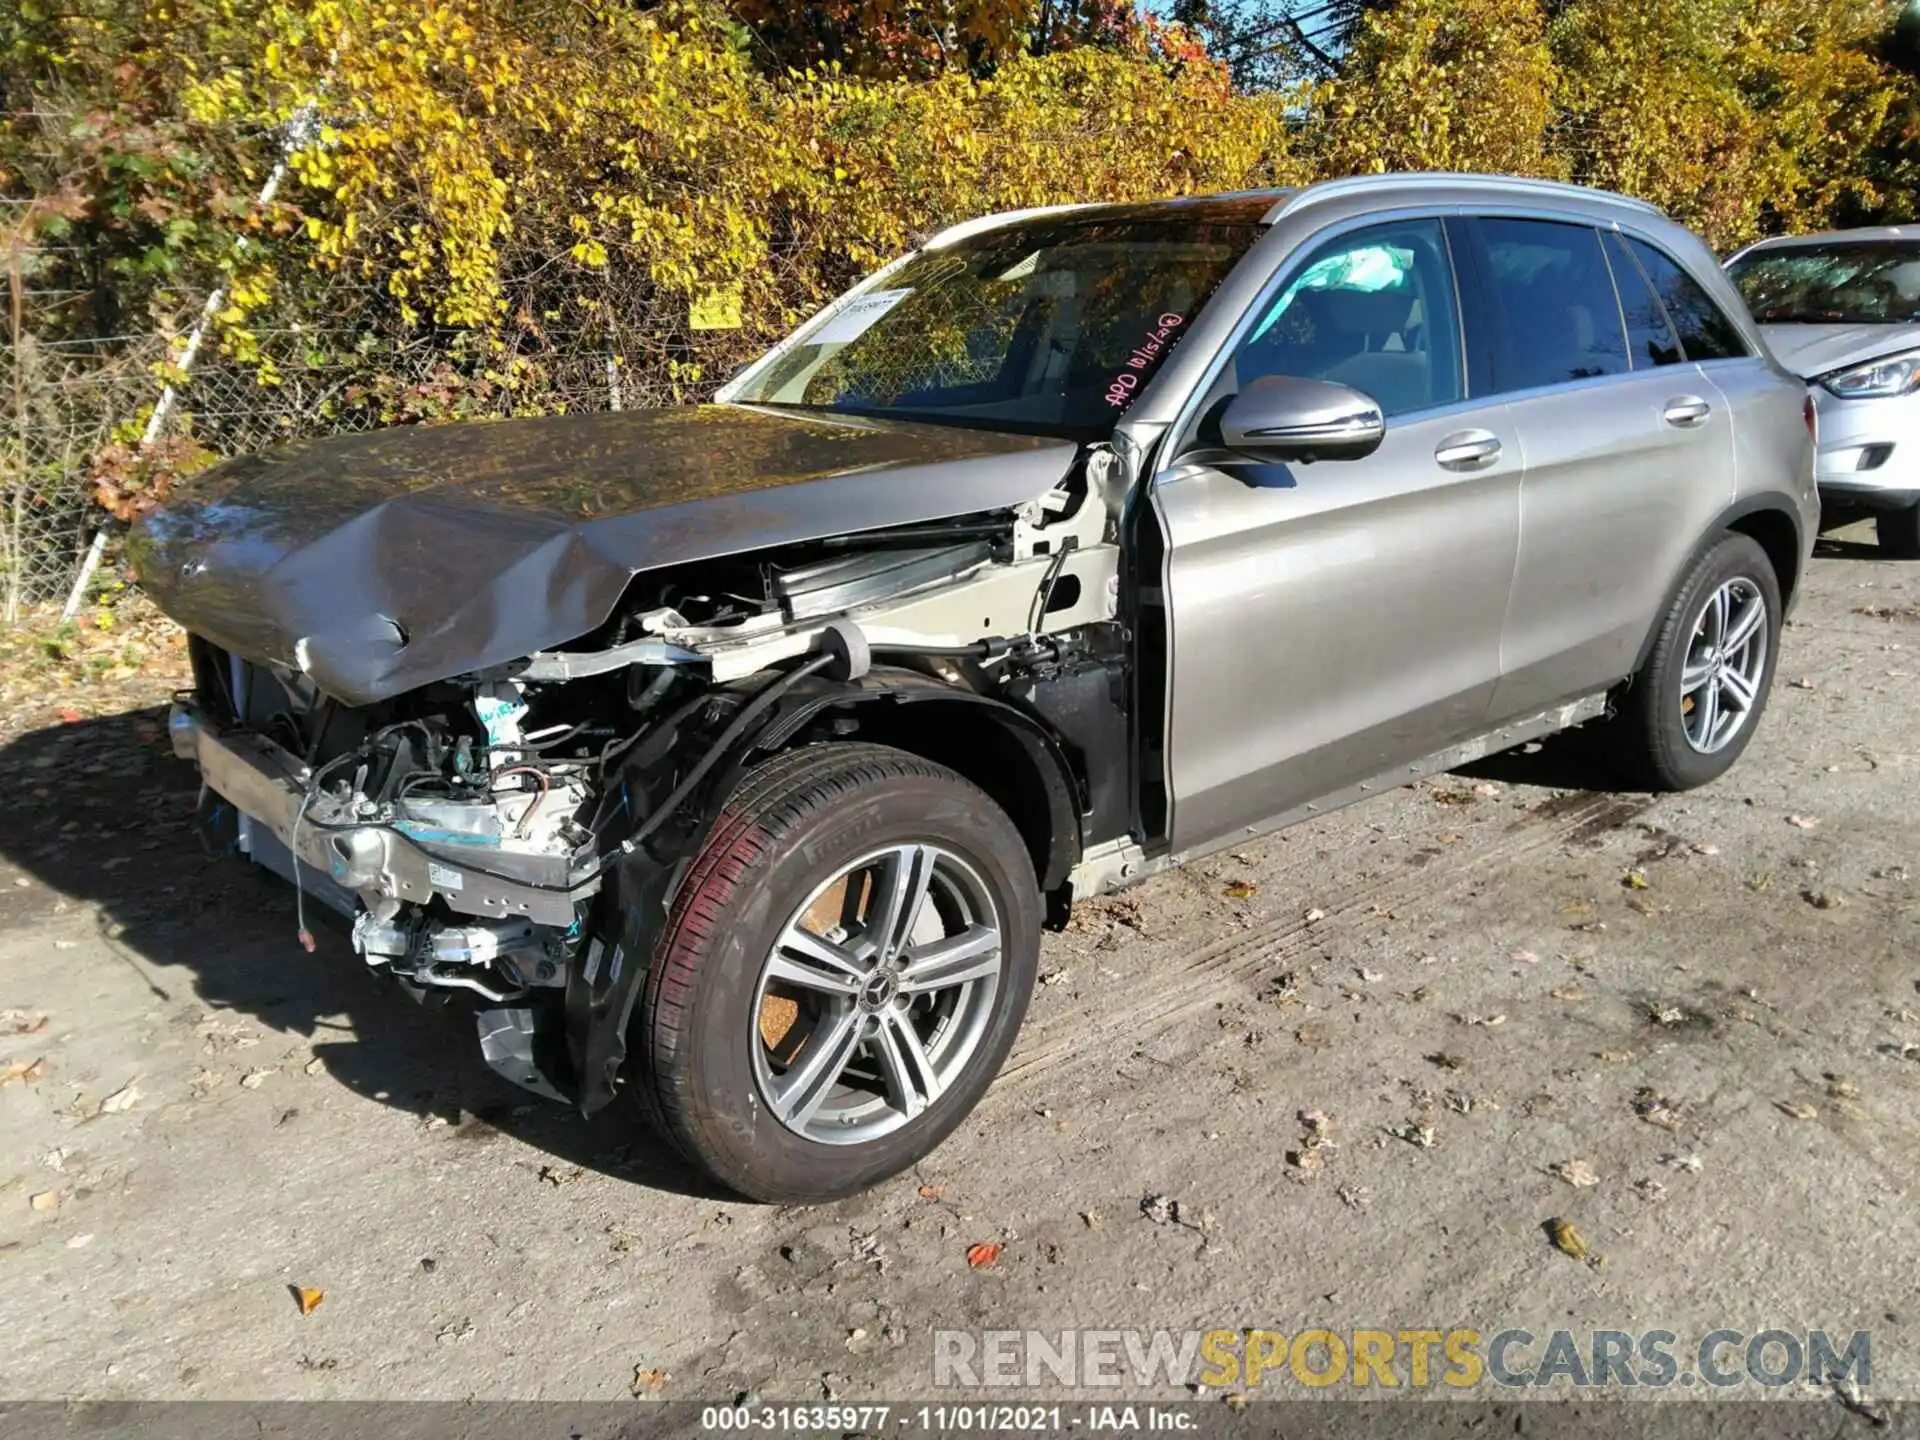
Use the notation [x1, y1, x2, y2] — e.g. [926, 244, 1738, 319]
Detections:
[1268, 172, 1665, 223]
[923, 203, 1101, 250]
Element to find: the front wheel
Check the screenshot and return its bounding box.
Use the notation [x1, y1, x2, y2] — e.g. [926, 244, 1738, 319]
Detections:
[629, 742, 1041, 1204]
[1606, 531, 1782, 791]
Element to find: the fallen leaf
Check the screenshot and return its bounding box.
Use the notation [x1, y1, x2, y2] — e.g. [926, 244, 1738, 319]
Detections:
[917, 1183, 944, 1201]
[67, 1232, 94, 1248]
[0, 1057, 48, 1086]
[291, 1285, 324, 1316]
[1803, 890, 1844, 910]
[1690, 841, 1722, 856]
[965, 1241, 1002, 1269]
[1827, 1077, 1861, 1101]
[1634, 1088, 1684, 1130]
[1037, 969, 1070, 986]
[1551, 1159, 1601, 1188]
[29, 1190, 58, 1211]
[5, 1013, 48, 1036]
[1293, 1022, 1330, 1050]
[631, 1366, 670, 1396]
[1080, 1211, 1103, 1230]
[1426, 1052, 1466, 1070]
[1547, 1218, 1589, 1261]
[1303, 906, 1327, 923]
[1355, 967, 1383, 983]
[1597, 1048, 1634, 1064]
[1222, 881, 1256, 900]
[1786, 814, 1820, 831]
[1776, 1100, 1819, 1121]
[98, 1078, 140, 1113]
[1512, 948, 1541, 965]
[303, 1058, 324, 1077]
[1633, 1178, 1668, 1204]
[1337, 1184, 1372, 1210]
[1549, 984, 1586, 1002]
[1140, 1194, 1181, 1225]
[240, 1070, 271, 1090]
[1457, 1013, 1507, 1028]
[1390, 1122, 1436, 1149]
[1661, 1152, 1705, 1174]
[1623, 870, 1650, 890]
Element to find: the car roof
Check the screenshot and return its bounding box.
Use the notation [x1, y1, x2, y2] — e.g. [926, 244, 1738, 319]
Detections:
[1737, 225, 1920, 252]
[922, 172, 1665, 249]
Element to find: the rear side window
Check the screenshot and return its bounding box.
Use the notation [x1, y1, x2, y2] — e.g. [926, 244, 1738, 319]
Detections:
[1467, 218, 1630, 393]
[1622, 236, 1749, 361]
[1602, 231, 1684, 368]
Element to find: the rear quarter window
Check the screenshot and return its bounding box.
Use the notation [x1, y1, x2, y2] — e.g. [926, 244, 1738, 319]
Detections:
[1623, 236, 1750, 362]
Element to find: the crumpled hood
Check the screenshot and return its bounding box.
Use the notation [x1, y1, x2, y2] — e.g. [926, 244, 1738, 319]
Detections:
[131, 404, 1078, 705]
[1758, 322, 1920, 380]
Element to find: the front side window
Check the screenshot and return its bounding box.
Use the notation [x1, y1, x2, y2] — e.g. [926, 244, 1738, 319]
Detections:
[1625, 236, 1749, 360]
[1726, 240, 1920, 326]
[730, 219, 1263, 438]
[1468, 218, 1629, 393]
[1227, 218, 1464, 418]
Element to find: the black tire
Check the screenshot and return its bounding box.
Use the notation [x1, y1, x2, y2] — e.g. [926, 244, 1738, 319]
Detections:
[1607, 531, 1782, 791]
[627, 742, 1041, 1204]
[1878, 502, 1920, 559]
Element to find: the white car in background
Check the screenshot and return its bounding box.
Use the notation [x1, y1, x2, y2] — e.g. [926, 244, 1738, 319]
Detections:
[1727, 227, 1920, 556]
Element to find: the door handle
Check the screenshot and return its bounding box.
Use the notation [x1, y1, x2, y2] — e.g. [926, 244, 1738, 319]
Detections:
[1434, 430, 1503, 470]
[1663, 395, 1712, 428]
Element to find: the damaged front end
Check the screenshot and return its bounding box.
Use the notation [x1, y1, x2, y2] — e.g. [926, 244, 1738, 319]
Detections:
[166, 446, 1128, 1114]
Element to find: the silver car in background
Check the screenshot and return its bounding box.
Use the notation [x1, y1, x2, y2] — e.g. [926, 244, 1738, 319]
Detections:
[1727, 227, 1920, 555]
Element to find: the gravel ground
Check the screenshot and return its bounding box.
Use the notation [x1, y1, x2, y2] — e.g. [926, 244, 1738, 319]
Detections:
[0, 522, 1915, 1407]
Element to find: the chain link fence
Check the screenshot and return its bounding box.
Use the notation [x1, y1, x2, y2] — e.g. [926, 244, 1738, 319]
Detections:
[1, 236, 712, 618]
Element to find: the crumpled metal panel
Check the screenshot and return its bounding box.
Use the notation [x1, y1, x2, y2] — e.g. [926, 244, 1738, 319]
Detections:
[130, 404, 1078, 704]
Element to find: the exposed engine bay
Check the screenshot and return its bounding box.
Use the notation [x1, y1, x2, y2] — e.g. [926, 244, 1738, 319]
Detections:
[168, 448, 1133, 1110]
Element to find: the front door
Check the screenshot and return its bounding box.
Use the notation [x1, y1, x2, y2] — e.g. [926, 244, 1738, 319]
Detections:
[1154, 217, 1522, 852]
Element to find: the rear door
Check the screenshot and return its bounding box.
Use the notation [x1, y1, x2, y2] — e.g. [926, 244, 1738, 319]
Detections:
[1154, 216, 1522, 851]
[1453, 217, 1741, 718]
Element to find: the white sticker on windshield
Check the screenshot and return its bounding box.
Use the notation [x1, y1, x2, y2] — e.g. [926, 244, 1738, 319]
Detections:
[810, 288, 911, 345]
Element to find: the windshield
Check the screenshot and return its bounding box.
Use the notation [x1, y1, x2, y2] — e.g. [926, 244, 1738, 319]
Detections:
[730, 218, 1263, 437]
[1727, 241, 1920, 324]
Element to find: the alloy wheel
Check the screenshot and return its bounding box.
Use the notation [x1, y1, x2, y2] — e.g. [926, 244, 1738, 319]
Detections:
[1678, 576, 1769, 755]
[749, 843, 1004, 1145]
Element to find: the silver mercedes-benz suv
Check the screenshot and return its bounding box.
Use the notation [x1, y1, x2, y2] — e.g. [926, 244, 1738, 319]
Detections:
[136, 173, 1816, 1202]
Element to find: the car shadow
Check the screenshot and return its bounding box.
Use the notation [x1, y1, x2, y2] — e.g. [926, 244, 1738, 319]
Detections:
[1452, 720, 1630, 793]
[0, 704, 726, 1200]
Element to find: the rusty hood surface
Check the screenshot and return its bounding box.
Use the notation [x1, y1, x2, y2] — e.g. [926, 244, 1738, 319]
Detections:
[130, 404, 1079, 705]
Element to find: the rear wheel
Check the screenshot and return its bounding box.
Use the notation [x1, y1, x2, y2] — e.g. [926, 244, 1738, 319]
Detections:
[1878, 502, 1920, 559]
[629, 742, 1041, 1203]
[1606, 531, 1781, 791]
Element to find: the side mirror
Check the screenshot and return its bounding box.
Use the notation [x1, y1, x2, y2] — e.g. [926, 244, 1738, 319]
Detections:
[1217, 376, 1385, 462]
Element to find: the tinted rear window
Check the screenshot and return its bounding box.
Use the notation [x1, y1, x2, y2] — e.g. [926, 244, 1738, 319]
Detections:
[1472, 218, 1629, 393]
[1623, 236, 1749, 361]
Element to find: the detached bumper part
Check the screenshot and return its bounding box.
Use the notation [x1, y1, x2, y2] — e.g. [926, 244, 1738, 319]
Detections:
[169, 701, 598, 928]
